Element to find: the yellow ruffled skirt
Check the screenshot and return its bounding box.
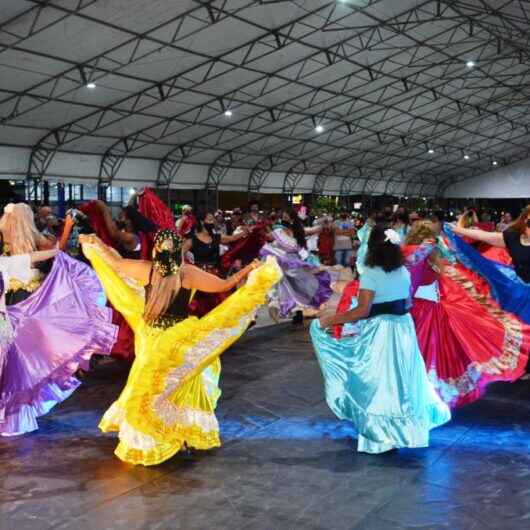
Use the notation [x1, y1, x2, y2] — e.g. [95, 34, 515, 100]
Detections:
[83, 245, 281, 466]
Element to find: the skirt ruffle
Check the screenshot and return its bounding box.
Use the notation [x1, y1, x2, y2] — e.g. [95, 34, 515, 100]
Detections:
[260, 245, 332, 317]
[0, 253, 118, 436]
[310, 316, 450, 454]
[444, 224, 530, 323]
[412, 266, 529, 408]
[84, 243, 282, 466]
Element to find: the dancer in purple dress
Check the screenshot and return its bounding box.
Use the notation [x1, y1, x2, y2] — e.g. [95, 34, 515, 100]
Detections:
[260, 208, 332, 324]
[0, 204, 118, 436]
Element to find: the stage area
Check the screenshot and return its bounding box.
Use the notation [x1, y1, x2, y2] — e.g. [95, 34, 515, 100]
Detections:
[2, 325, 529, 530]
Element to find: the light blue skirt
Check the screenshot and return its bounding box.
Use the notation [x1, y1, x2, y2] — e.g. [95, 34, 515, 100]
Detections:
[310, 315, 450, 453]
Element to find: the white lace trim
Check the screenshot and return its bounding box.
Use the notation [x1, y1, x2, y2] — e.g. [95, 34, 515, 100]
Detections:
[151, 319, 251, 428]
[105, 403, 158, 451]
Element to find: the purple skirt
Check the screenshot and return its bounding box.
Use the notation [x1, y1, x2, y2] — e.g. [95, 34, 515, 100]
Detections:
[260, 244, 332, 317]
[0, 253, 118, 436]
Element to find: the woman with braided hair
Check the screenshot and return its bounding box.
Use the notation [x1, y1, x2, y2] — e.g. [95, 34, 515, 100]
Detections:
[80, 229, 281, 466]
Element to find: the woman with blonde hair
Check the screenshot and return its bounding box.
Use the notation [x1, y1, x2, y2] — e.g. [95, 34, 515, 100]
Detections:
[80, 229, 281, 466]
[0, 204, 118, 435]
[0, 203, 55, 253]
[0, 203, 57, 304]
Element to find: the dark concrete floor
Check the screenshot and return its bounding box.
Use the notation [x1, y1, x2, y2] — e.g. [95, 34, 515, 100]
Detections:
[1, 325, 530, 530]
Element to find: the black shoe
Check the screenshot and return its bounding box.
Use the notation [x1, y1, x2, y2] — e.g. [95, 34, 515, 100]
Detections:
[292, 311, 304, 326]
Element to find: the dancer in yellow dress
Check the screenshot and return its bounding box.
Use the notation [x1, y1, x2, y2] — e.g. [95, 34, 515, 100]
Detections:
[80, 230, 281, 466]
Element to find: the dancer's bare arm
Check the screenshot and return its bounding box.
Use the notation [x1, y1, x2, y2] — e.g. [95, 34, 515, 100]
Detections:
[452, 212, 505, 247]
[181, 260, 259, 293]
[79, 234, 151, 285]
[319, 289, 375, 328]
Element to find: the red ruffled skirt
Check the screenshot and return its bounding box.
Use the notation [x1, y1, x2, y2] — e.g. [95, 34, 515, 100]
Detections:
[412, 264, 528, 408]
[334, 266, 529, 408]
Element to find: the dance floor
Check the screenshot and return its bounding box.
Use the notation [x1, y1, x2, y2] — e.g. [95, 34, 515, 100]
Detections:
[2, 324, 529, 530]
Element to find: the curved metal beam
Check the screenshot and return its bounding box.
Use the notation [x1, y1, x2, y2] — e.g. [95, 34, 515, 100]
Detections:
[283, 161, 308, 195]
[205, 150, 249, 191]
[312, 163, 336, 196]
[361, 171, 382, 195]
[99, 149, 126, 187]
[340, 172, 365, 196]
[383, 170, 407, 197]
[157, 147, 189, 187]
[248, 155, 281, 193]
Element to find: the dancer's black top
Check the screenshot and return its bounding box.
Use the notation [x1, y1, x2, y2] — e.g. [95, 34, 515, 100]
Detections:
[190, 232, 221, 267]
[503, 229, 530, 283]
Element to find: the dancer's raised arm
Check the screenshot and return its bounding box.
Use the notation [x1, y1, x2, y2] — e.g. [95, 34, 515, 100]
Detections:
[452, 211, 505, 247]
[30, 248, 59, 264]
[181, 260, 259, 293]
[79, 234, 151, 285]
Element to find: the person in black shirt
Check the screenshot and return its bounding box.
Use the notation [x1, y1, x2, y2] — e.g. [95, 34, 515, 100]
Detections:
[181, 211, 248, 316]
[453, 206, 530, 283]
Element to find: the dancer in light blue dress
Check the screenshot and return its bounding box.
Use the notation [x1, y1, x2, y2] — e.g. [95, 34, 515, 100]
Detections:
[310, 224, 450, 454]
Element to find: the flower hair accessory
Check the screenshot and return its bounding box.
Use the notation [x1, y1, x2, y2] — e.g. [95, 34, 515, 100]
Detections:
[384, 229, 401, 245]
[152, 229, 181, 277]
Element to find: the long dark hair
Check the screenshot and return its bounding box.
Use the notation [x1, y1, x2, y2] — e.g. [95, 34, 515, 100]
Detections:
[509, 205, 530, 235]
[365, 223, 405, 272]
[284, 208, 307, 249]
[194, 210, 215, 235]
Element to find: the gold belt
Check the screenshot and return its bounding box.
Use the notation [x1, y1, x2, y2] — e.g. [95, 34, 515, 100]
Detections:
[8, 274, 44, 293]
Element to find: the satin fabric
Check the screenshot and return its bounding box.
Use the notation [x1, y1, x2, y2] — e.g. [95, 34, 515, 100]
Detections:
[310, 317, 450, 454]
[481, 246, 512, 266]
[79, 201, 115, 247]
[83, 243, 282, 466]
[137, 188, 174, 231]
[0, 253, 118, 435]
[260, 229, 332, 317]
[355, 223, 372, 275]
[221, 221, 269, 270]
[444, 224, 530, 324]
[410, 261, 529, 408]
[79, 201, 136, 360]
[336, 243, 529, 408]
[137, 188, 175, 260]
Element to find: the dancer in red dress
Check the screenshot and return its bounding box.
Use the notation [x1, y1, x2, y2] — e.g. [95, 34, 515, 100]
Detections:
[334, 220, 529, 408]
[405, 221, 528, 407]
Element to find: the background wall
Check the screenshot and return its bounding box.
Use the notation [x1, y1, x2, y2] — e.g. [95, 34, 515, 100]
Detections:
[444, 158, 530, 198]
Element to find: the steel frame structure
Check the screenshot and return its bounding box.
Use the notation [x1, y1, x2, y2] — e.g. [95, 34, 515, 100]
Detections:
[0, 1, 529, 197]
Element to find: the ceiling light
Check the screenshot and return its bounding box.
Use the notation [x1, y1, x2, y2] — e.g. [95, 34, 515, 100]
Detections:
[315, 124, 324, 133]
[86, 82, 96, 89]
[224, 109, 232, 117]
[464, 154, 470, 160]
[428, 148, 435, 154]
[466, 60, 475, 68]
